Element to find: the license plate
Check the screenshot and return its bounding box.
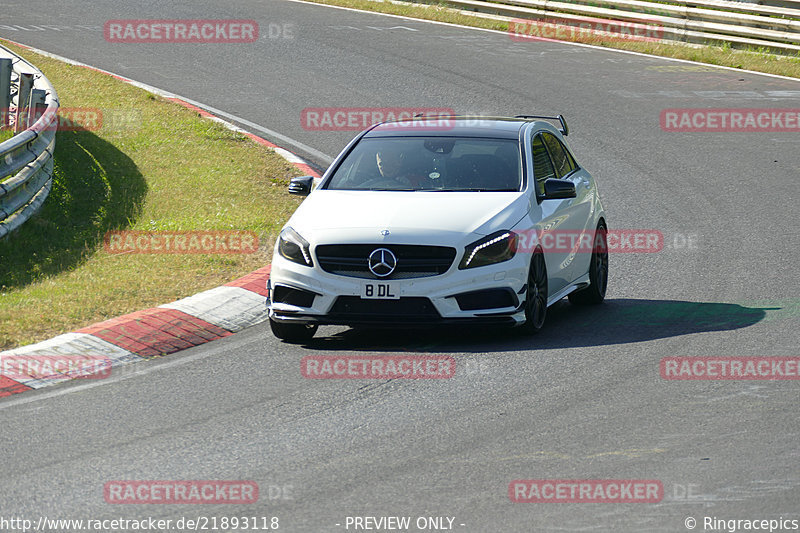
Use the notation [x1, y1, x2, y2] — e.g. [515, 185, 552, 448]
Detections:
[362, 282, 399, 299]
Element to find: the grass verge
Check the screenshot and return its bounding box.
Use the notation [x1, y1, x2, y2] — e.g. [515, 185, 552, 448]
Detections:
[0, 41, 304, 350]
[303, 0, 800, 79]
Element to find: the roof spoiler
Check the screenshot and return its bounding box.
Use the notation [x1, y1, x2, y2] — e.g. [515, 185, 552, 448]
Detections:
[515, 114, 569, 136]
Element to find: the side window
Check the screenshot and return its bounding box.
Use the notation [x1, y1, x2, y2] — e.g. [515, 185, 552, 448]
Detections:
[531, 134, 555, 196]
[542, 132, 576, 179]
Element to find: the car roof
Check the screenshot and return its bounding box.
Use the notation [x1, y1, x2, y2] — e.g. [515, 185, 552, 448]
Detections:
[363, 116, 532, 140]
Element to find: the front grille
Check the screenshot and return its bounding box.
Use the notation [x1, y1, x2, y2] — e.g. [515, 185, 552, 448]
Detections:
[328, 296, 441, 321]
[316, 244, 457, 279]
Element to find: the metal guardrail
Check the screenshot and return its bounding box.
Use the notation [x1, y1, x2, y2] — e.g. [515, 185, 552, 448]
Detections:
[0, 44, 59, 240]
[423, 0, 800, 53]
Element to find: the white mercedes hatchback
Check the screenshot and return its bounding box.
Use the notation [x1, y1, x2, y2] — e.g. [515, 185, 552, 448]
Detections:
[267, 116, 608, 342]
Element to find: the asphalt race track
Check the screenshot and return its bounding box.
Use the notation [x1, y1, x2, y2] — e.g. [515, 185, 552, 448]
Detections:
[1, 1, 799, 531]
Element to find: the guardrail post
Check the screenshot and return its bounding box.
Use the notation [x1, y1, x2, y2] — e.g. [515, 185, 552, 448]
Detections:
[14, 72, 33, 134]
[0, 58, 11, 128]
[27, 88, 47, 130]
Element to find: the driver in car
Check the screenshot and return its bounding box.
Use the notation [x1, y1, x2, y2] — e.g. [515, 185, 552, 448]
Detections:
[373, 146, 426, 188]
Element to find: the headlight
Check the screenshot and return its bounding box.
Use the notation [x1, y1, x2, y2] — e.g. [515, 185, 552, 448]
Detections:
[278, 227, 313, 267]
[459, 230, 518, 269]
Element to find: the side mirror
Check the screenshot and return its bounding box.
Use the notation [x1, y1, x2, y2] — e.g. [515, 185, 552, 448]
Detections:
[288, 176, 315, 196]
[542, 178, 576, 200]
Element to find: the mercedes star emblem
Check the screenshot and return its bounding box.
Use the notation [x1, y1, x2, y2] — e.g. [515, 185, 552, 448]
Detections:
[368, 248, 397, 278]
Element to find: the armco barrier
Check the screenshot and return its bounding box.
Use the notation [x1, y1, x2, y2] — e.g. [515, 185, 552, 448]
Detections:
[423, 0, 800, 54]
[0, 44, 59, 240]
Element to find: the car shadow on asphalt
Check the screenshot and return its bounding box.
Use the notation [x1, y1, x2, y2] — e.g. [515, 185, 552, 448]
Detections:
[302, 298, 772, 353]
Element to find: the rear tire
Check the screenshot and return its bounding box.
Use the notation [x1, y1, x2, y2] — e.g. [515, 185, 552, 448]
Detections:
[568, 222, 608, 305]
[522, 248, 548, 333]
[270, 318, 318, 343]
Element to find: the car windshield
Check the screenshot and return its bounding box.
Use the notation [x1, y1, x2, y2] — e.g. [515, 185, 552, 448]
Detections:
[324, 137, 522, 191]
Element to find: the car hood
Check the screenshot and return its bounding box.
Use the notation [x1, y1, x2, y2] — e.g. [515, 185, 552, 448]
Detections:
[287, 190, 528, 243]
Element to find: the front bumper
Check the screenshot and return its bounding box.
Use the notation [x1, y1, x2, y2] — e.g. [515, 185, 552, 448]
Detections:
[267, 252, 529, 327]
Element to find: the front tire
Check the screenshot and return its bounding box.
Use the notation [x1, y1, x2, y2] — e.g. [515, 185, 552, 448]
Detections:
[270, 318, 318, 343]
[568, 222, 608, 305]
[522, 248, 548, 333]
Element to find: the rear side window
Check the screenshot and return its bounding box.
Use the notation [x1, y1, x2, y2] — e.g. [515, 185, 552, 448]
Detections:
[531, 134, 555, 196]
[542, 132, 576, 178]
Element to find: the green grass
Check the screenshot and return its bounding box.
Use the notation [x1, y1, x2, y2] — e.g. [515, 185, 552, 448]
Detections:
[0, 41, 304, 350]
[304, 0, 800, 78]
